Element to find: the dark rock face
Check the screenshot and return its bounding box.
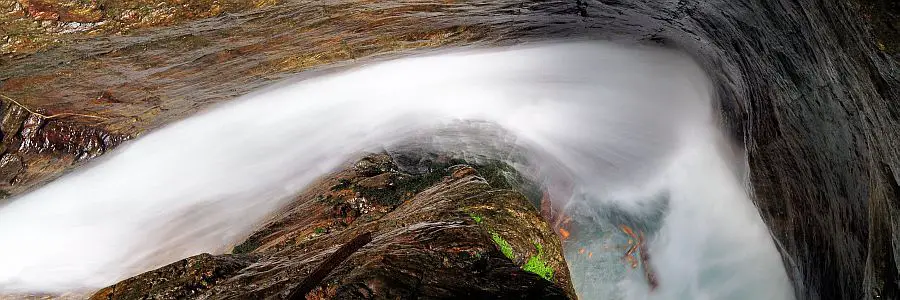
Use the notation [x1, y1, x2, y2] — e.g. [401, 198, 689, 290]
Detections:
[627, 2, 900, 299]
[0, 100, 127, 198]
[88, 253, 257, 300]
[90, 154, 575, 300]
[855, 0, 900, 55]
[561, 0, 899, 298]
[2, 0, 898, 299]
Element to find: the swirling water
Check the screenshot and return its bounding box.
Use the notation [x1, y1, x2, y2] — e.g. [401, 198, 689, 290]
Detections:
[0, 41, 793, 299]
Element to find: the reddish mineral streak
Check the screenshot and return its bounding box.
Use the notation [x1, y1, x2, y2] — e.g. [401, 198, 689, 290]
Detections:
[639, 232, 659, 291]
[620, 224, 658, 291]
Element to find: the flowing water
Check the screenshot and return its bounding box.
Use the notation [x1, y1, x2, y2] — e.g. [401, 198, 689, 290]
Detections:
[0, 41, 793, 299]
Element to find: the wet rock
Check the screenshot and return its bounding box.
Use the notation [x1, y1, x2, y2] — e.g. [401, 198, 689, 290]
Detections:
[450, 165, 478, 179]
[855, 0, 900, 55]
[0, 98, 127, 196]
[0, 0, 897, 298]
[20, 0, 104, 23]
[0, 0, 490, 198]
[354, 172, 394, 190]
[0, 103, 29, 145]
[2, 0, 285, 55]
[22, 0, 60, 21]
[0, 153, 23, 183]
[92, 156, 576, 299]
[89, 253, 257, 300]
[353, 154, 394, 177]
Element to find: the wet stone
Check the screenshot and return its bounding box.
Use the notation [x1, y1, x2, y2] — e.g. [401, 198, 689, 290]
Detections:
[353, 153, 394, 177]
[355, 172, 394, 190]
[0, 153, 23, 184]
[0, 104, 29, 144]
[89, 253, 257, 300]
[91, 155, 576, 299]
[450, 165, 478, 179]
[0, 0, 894, 297]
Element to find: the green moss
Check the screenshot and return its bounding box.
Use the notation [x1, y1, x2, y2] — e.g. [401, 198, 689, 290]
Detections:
[523, 256, 554, 281]
[469, 213, 483, 224]
[231, 239, 259, 254]
[352, 163, 456, 207]
[314, 227, 326, 234]
[471, 161, 543, 209]
[491, 232, 515, 260]
[522, 243, 553, 281]
[489, 234, 553, 281]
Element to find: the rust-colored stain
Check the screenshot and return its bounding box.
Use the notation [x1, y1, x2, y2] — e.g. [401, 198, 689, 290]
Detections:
[619, 224, 658, 291]
[620, 225, 639, 268]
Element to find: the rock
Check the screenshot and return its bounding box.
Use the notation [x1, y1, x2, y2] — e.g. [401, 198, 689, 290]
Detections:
[89, 253, 257, 300]
[0, 153, 23, 184]
[0, 0, 487, 198]
[91, 155, 576, 299]
[1, 0, 898, 298]
[353, 154, 394, 177]
[355, 172, 394, 190]
[1, 103, 29, 145]
[450, 165, 478, 179]
[0, 98, 127, 197]
[22, 0, 60, 21]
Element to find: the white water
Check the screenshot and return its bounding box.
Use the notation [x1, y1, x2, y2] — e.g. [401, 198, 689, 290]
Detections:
[0, 41, 793, 299]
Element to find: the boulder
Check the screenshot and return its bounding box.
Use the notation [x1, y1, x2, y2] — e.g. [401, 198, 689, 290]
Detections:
[90, 154, 576, 299]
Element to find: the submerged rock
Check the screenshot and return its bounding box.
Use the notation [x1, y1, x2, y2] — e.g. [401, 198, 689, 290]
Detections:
[89, 154, 575, 299]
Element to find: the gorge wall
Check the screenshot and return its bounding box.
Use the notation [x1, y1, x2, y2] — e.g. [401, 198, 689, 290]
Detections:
[1, 0, 898, 299]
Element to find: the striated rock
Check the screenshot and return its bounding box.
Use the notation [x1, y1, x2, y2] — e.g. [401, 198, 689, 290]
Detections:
[855, 0, 900, 55]
[90, 154, 576, 299]
[0, 152, 22, 184]
[0, 98, 127, 198]
[89, 253, 257, 300]
[1, 0, 287, 55]
[20, 0, 103, 23]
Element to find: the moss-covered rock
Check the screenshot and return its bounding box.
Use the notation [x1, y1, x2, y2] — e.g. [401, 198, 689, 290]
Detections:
[90, 153, 575, 299]
[89, 253, 257, 300]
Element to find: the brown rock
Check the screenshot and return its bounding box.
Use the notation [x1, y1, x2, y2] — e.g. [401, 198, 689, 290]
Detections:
[89, 253, 256, 300]
[0, 98, 127, 196]
[91, 156, 576, 299]
[450, 165, 477, 179]
[0, 0, 488, 198]
[1, 103, 29, 145]
[0, 153, 23, 183]
[22, 0, 60, 21]
[355, 172, 394, 190]
[353, 154, 394, 177]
